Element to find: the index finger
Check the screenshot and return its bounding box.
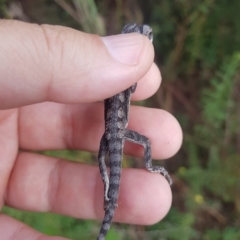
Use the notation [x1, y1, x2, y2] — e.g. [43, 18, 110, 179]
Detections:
[6, 152, 172, 225]
[19, 102, 182, 160]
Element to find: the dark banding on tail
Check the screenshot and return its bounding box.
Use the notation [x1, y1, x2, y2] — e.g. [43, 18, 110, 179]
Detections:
[97, 137, 123, 240]
[97, 207, 116, 240]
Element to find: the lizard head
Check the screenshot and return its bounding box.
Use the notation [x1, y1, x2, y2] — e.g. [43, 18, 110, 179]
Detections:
[121, 23, 153, 42]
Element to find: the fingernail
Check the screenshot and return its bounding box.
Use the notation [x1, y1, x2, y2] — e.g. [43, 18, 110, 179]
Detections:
[102, 33, 143, 65]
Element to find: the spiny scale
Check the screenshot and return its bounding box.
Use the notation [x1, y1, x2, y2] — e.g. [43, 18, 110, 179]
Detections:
[96, 24, 172, 240]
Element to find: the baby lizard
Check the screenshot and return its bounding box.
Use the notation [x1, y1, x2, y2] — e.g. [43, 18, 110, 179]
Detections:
[96, 23, 172, 240]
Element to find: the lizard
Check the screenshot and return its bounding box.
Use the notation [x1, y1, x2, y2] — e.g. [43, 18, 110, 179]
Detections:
[96, 23, 172, 240]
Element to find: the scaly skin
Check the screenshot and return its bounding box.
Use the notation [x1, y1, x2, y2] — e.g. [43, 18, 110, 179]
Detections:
[97, 24, 172, 240]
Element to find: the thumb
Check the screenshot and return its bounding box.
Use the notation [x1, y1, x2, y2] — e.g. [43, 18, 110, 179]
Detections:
[0, 20, 154, 109]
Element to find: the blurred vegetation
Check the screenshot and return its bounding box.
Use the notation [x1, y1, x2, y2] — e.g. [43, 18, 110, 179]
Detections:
[1, 0, 240, 239]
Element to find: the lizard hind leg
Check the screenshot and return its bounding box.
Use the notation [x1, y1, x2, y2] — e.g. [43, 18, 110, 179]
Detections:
[98, 135, 110, 202]
[124, 129, 172, 185]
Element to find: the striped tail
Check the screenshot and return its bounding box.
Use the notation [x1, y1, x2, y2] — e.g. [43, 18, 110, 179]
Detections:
[97, 138, 123, 240]
[96, 205, 117, 240]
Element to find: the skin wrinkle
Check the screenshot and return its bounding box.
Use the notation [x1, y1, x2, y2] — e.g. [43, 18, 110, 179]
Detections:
[5, 24, 48, 104]
[15, 26, 50, 101]
[69, 31, 82, 66]
[66, 103, 80, 150]
[69, 36, 109, 102]
[14, 109, 20, 206]
[39, 25, 59, 102]
[39, 25, 51, 63]
[40, 24, 59, 56]
[60, 105, 70, 150]
[58, 32, 65, 74]
[10, 225, 27, 240]
[2, 110, 18, 207]
[45, 25, 79, 98]
[70, 104, 92, 150]
[19, 34, 35, 69]
[40, 26, 93, 102]
[39, 26, 53, 102]
[12, 25, 47, 92]
[68, 105, 76, 150]
[46, 26, 70, 80]
[48, 159, 62, 213]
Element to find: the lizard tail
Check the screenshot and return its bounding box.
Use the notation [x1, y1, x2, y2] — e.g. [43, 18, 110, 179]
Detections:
[97, 138, 123, 240]
[96, 205, 116, 240]
[97, 146, 122, 240]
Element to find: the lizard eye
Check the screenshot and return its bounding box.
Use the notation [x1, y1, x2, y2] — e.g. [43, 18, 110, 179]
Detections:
[148, 31, 153, 42]
[141, 25, 153, 42]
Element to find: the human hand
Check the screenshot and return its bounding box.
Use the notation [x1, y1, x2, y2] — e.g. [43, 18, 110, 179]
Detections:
[0, 20, 182, 239]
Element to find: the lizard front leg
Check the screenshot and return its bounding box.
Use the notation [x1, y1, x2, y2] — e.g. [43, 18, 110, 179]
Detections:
[98, 134, 110, 203]
[124, 129, 172, 185]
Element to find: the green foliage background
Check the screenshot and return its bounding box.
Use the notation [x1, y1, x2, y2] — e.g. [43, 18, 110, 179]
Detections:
[1, 0, 240, 239]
